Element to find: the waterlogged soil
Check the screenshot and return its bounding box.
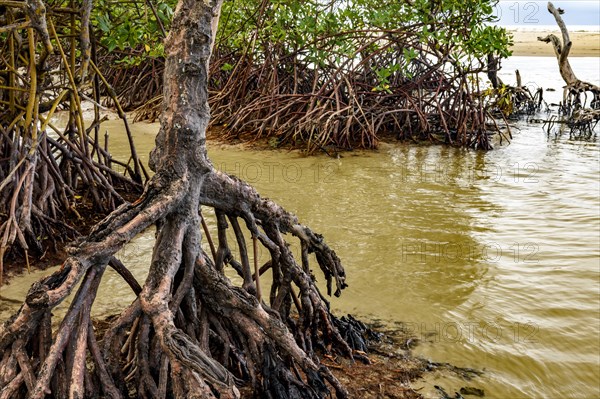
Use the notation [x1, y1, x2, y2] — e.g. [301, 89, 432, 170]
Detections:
[206, 124, 413, 155]
[328, 350, 426, 399]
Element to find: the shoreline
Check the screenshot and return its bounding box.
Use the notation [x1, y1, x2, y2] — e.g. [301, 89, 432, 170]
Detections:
[509, 30, 600, 57]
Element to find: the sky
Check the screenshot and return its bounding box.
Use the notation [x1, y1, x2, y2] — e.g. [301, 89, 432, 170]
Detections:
[492, 0, 600, 28]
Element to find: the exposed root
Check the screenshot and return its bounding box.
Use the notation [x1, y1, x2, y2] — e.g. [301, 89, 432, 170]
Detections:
[4, 172, 358, 395]
[0, 155, 368, 397]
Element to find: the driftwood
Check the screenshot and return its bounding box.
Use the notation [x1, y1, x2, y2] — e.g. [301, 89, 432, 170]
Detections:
[0, 0, 366, 398]
[537, 1, 599, 136]
[538, 2, 600, 112]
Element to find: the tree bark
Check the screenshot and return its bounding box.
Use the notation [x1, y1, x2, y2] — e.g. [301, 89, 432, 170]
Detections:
[0, 0, 359, 397]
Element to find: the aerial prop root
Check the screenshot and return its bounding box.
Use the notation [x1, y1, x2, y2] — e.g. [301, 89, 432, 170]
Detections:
[0, 175, 183, 357]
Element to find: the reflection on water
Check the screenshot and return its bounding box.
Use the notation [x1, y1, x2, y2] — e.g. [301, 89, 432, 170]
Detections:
[1, 57, 599, 398]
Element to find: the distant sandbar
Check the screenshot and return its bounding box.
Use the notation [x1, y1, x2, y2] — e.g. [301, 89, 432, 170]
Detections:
[510, 30, 600, 57]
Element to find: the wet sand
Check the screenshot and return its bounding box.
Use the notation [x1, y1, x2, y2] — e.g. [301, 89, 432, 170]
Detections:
[510, 30, 600, 56]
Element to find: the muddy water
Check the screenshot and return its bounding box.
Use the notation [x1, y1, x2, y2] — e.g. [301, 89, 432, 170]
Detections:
[2, 57, 599, 398]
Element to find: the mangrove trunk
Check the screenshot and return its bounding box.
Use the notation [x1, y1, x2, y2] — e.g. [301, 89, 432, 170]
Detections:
[0, 0, 361, 397]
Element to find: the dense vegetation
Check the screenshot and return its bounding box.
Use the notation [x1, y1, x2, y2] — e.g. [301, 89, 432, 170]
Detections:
[0, 0, 145, 283]
[209, 0, 512, 151]
[100, 0, 513, 150]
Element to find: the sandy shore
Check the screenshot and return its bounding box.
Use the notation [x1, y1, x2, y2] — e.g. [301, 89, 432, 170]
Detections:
[510, 30, 600, 56]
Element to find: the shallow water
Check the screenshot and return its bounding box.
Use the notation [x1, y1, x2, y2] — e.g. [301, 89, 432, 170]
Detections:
[1, 57, 599, 398]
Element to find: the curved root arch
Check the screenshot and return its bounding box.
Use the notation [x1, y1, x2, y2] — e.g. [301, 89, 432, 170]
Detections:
[0, 168, 356, 398]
